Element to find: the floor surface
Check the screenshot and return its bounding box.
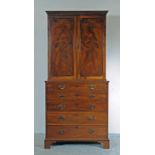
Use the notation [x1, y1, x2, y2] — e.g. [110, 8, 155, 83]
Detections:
[34, 133, 120, 155]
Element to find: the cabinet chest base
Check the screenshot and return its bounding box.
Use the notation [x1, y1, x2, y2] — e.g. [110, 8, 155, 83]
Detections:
[45, 80, 109, 149]
[44, 139, 110, 149]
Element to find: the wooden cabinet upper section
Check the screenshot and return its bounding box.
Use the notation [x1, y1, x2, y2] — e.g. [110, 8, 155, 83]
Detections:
[47, 11, 108, 81]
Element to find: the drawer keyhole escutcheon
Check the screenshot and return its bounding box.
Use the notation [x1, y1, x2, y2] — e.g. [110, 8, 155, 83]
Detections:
[57, 104, 65, 110]
[59, 94, 65, 99]
[58, 115, 65, 121]
[89, 104, 95, 110]
[58, 84, 65, 90]
[88, 129, 96, 134]
[89, 94, 96, 98]
[58, 129, 64, 135]
[89, 84, 96, 90]
[87, 115, 96, 121]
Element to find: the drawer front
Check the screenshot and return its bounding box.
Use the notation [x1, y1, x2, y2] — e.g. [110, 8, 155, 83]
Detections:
[46, 81, 108, 93]
[47, 101, 107, 112]
[47, 112, 107, 125]
[46, 125, 108, 139]
[47, 92, 107, 102]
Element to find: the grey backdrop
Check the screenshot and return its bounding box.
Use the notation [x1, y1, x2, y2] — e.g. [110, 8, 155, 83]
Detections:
[34, 0, 120, 134]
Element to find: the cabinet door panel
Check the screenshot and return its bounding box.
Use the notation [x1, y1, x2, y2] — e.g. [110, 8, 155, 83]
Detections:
[78, 16, 105, 79]
[48, 16, 76, 80]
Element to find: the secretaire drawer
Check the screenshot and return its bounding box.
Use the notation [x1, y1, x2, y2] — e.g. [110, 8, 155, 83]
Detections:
[47, 112, 107, 125]
[46, 125, 108, 140]
[46, 81, 108, 93]
[46, 92, 107, 101]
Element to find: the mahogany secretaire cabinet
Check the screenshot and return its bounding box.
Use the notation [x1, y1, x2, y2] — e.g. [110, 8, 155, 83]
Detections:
[44, 11, 110, 149]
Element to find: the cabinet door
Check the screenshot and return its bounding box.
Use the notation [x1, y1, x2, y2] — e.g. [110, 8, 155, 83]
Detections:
[77, 16, 106, 79]
[48, 16, 76, 80]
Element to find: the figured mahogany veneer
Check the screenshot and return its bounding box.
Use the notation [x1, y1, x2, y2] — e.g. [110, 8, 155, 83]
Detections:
[45, 11, 109, 149]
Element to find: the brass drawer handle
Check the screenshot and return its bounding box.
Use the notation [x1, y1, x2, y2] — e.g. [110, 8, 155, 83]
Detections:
[89, 94, 96, 98]
[57, 104, 65, 110]
[58, 84, 65, 90]
[88, 104, 96, 110]
[87, 115, 96, 121]
[59, 94, 65, 99]
[89, 84, 96, 90]
[58, 129, 64, 135]
[58, 115, 65, 121]
[88, 129, 96, 134]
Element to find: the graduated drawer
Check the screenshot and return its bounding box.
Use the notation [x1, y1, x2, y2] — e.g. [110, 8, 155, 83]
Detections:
[46, 91, 107, 102]
[47, 112, 107, 125]
[46, 81, 108, 93]
[46, 125, 108, 140]
[47, 101, 107, 112]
